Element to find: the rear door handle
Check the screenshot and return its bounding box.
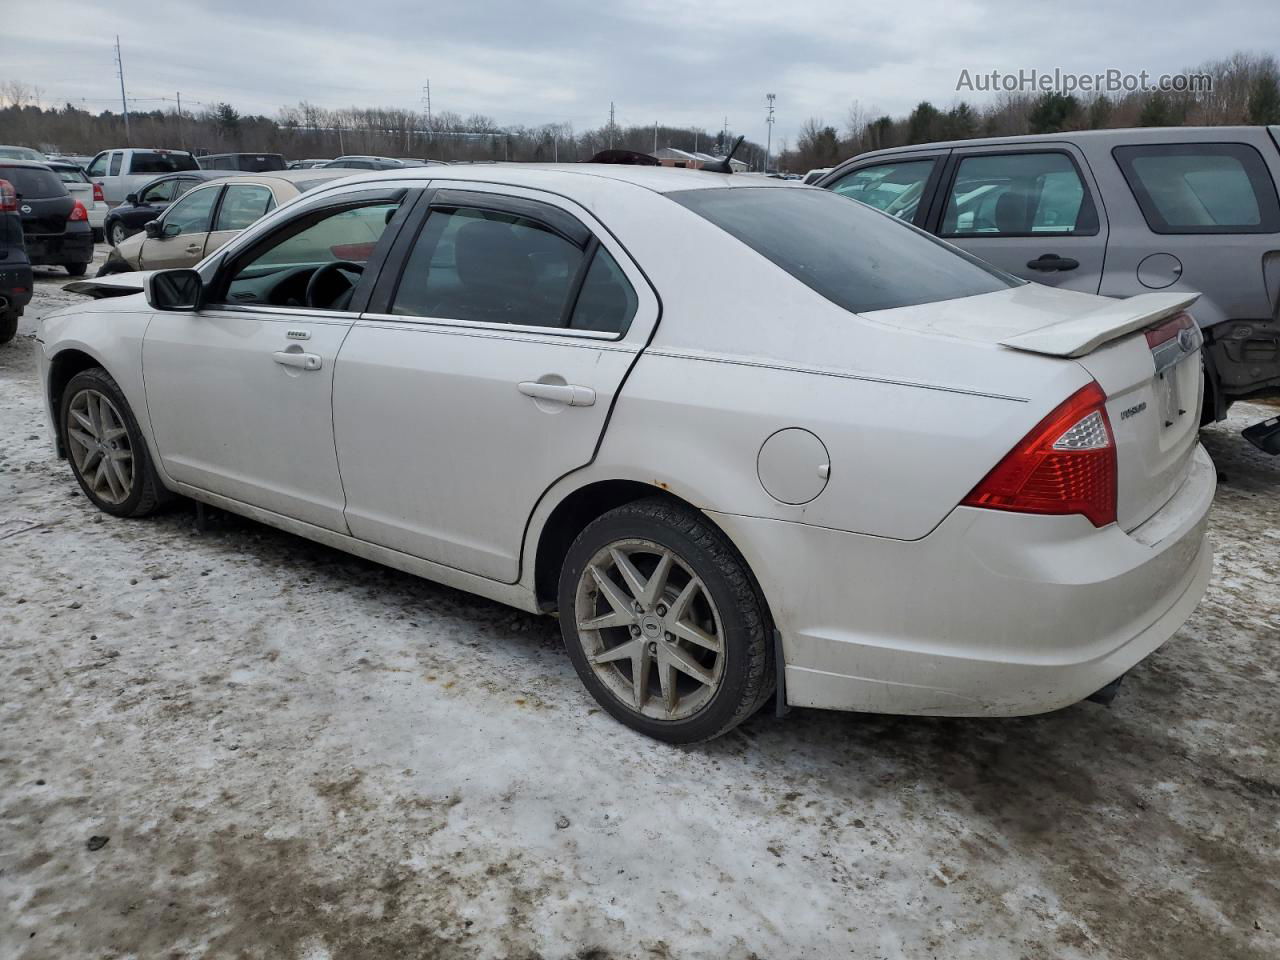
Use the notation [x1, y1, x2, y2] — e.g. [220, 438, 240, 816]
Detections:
[1027, 254, 1080, 272]
[518, 381, 596, 406]
[273, 350, 323, 371]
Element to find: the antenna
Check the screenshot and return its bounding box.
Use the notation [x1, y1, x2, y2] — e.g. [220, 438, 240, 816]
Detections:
[701, 135, 744, 174]
[114, 35, 131, 145]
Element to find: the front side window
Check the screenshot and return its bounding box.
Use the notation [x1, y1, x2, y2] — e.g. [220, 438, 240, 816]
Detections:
[140, 179, 179, 205]
[218, 200, 401, 309]
[670, 186, 1019, 315]
[86, 153, 108, 178]
[391, 206, 585, 328]
[108, 152, 123, 176]
[214, 184, 276, 231]
[160, 186, 219, 237]
[827, 159, 936, 222]
[1113, 143, 1280, 234]
[942, 152, 1097, 237]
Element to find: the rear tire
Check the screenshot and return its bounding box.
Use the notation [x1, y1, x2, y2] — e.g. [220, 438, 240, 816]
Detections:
[557, 497, 774, 743]
[65, 262, 87, 277]
[60, 367, 170, 518]
[0, 308, 17, 345]
[108, 222, 127, 247]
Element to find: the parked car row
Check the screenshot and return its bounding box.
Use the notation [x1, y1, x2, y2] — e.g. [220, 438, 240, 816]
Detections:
[0, 159, 94, 284]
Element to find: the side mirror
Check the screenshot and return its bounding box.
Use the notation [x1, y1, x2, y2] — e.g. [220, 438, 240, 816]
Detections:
[125, 193, 138, 205]
[143, 220, 163, 239]
[145, 269, 203, 311]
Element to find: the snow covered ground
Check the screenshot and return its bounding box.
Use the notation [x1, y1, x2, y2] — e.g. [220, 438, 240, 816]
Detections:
[2, 252, 1278, 959]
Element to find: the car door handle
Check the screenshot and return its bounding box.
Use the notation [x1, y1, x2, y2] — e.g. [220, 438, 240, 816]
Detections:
[1027, 254, 1080, 272]
[517, 381, 596, 406]
[272, 350, 323, 371]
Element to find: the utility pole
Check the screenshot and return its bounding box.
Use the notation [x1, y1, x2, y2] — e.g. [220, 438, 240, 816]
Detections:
[765, 93, 776, 174]
[609, 102, 616, 148]
[421, 81, 432, 143]
[723, 116, 728, 154]
[653, 121, 658, 154]
[176, 91, 185, 149]
[115, 36, 131, 145]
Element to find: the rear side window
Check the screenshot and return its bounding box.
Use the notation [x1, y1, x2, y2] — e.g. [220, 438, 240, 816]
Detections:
[827, 159, 936, 223]
[214, 184, 276, 231]
[1113, 143, 1280, 234]
[391, 207, 585, 328]
[941, 152, 1098, 237]
[670, 187, 1019, 314]
[129, 151, 199, 174]
[0, 166, 67, 199]
[109, 153, 123, 176]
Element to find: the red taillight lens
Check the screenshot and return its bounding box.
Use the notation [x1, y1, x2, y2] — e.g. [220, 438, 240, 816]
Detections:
[69, 200, 88, 222]
[961, 381, 1117, 527]
[0, 179, 16, 212]
[1145, 311, 1195, 348]
[92, 182, 105, 203]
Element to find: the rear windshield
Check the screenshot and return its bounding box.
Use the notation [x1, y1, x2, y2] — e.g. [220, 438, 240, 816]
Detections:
[129, 151, 199, 174]
[669, 186, 1019, 314]
[0, 166, 67, 199]
[49, 165, 89, 184]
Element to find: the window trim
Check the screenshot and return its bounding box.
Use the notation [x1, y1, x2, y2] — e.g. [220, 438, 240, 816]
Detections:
[936, 148, 1101, 239]
[1112, 141, 1280, 235]
[203, 186, 414, 313]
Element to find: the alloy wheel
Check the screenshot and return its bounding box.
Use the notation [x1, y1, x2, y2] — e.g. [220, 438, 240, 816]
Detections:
[110, 223, 126, 246]
[573, 538, 725, 721]
[66, 388, 134, 505]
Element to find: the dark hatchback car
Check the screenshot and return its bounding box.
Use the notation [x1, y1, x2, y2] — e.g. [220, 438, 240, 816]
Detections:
[0, 177, 34, 344]
[102, 170, 231, 246]
[0, 160, 93, 277]
[197, 152, 287, 172]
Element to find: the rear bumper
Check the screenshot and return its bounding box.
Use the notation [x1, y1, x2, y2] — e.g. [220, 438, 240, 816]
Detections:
[712, 444, 1217, 717]
[25, 231, 94, 265]
[0, 260, 33, 311]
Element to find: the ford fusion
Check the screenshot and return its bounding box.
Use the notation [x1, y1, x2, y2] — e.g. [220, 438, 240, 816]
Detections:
[38, 165, 1215, 742]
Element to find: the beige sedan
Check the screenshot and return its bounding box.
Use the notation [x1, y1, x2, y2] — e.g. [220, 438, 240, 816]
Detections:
[98, 170, 348, 275]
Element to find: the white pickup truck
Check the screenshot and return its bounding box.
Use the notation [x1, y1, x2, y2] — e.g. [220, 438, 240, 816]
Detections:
[84, 148, 200, 207]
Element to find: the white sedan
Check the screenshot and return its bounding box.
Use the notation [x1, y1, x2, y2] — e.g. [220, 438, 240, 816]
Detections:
[39, 165, 1215, 742]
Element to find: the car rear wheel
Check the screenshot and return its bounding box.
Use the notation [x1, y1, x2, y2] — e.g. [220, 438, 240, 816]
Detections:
[108, 222, 127, 246]
[60, 368, 169, 518]
[65, 262, 87, 277]
[557, 497, 774, 743]
[0, 307, 17, 345]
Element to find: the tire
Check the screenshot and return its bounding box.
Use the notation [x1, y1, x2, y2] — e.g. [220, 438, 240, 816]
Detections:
[557, 497, 774, 743]
[60, 367, 170, 518]
[92, 228, 104, 243]
[108, 221, 127, 247]
[65, 262, 87, 277]
[0, 308, 17, 345]
[95, 258, 128, 278]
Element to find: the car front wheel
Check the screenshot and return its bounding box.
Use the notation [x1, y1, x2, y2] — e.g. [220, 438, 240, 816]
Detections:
[65, 262, 87, 277]
[60, 367, 169, 517]
[558, 497, 774, 743]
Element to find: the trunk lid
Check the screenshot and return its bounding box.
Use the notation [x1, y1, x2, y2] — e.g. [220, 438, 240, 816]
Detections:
[863, 284, 1206, 531]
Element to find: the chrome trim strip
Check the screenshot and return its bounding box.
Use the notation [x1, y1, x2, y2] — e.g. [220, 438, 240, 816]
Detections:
[357, 311, 626, 343]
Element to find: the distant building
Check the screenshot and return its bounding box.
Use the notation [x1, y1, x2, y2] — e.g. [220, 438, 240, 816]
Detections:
[651, 147, 748, 172]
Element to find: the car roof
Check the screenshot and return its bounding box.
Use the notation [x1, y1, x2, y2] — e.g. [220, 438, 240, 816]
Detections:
[0, 158, 54, 170]
[215, 169, 351, 187]
[846, 124, 1274, 157]
[331, 162, 792, 195]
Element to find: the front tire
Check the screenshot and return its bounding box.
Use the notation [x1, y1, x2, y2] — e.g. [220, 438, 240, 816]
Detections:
[557, 497, 774, 743]
[60, 367, 168, 518]
[65, 262, 88, 277]
[108, 221, 128, 247]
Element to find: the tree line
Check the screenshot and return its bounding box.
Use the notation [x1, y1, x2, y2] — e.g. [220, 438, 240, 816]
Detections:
[783, 51, 1280, 172]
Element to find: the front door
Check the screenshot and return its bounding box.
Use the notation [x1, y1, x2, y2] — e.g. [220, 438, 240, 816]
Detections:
[333, 185, 657, 582]
[204, 181, 278, 259]
[139, 183, 222, 269]
[931, 146, 1109, 293]
[142, 192, 410, 532]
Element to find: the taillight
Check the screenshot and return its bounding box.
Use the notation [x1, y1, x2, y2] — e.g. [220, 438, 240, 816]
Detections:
[69, 200, 88, 222]
[92, 182, 105, 203]
[1145, 311, 1195, 349]
[0, 179, 15, 212]
[961, 381, 1117, 527]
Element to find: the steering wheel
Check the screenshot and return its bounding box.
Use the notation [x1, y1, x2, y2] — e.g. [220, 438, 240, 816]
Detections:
[305, 260, 365, 309]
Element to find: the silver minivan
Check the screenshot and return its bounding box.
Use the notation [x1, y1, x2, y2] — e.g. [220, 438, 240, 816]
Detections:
[819, 126, 1280, 451]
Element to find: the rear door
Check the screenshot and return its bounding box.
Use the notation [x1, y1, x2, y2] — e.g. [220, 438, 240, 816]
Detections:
[931, 144, 1108, 292]
[333, 183, 658, 582]
[138, 183, 222, 269]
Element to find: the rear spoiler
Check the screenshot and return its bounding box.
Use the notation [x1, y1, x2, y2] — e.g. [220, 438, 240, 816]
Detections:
[63, 271, 153, 299]
[1000, 292, 1200, 358]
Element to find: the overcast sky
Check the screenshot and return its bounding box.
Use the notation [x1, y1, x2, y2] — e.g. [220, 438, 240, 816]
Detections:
[7, 0, 1270, 145]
